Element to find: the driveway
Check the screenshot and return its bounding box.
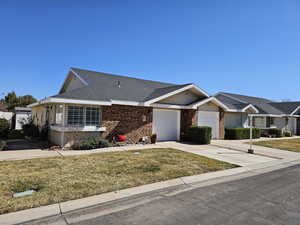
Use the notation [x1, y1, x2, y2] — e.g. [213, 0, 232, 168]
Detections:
[23, 164, 300, 225]
[211, 137, 300, 161]
[0, 141, 275, 167]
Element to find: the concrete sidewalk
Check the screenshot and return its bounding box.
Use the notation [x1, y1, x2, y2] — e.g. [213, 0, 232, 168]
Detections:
[1, 158, 300, 225]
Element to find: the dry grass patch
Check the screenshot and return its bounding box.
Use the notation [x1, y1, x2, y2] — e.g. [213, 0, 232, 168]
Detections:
[0, 148, 237, 214]
[254, 138, 300, 152]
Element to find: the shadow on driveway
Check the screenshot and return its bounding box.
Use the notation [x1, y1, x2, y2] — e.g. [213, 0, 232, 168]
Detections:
[5, 139, 50, 151]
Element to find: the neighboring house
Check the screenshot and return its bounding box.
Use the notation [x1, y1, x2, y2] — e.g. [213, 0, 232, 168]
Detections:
[29, 68, 233, 147]
[215, 92, 300, 135]
[14, 107, 32, 130]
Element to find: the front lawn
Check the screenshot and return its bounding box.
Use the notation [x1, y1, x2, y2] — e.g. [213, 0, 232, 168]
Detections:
[254, 138, 300, 152]
[0, 148, 237, 214]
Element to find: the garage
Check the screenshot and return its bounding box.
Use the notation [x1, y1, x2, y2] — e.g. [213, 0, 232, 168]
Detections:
[153, 109, 180, 141]
[198, 111, 219, 139]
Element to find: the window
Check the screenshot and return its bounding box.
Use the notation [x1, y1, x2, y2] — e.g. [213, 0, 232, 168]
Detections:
[67, 106, 84, 126]
[67, 106, 100, 126]
[55, 105, 63, 125]
[86, 107, 100, 126]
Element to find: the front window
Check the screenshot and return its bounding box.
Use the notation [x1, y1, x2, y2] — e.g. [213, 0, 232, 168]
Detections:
[86, 107, 100, 126]
[67, 106, 84, 126]
[67, 106, 100, 126]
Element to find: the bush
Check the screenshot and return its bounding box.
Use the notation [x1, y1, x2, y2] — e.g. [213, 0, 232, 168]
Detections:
[7, 130, 24, 139]
[0, 118, 10, 138]
[0, 140, 6, 151]
[22, 123, 40, 138]
[225, 128, 261, 140]
[283, 131, 292, 137]
[268, 128, 282, 138]
[72, 136, 111, 150]
[187, 126, 212, 144]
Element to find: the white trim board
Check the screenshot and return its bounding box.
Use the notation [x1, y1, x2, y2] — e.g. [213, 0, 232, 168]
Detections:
[190, 96, 230, 111]
[144, 84, 209, 105]
[28, 97, 112, 107]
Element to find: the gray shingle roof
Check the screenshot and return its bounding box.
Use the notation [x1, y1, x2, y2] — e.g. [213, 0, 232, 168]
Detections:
[269, 102, 300, 115]
[215, 92, 300, 115]
[52, 68, 193, 103]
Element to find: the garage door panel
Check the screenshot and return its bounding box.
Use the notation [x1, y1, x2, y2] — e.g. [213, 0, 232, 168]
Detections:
[198, 111, 219, 139]
[153, 109, 180, 141]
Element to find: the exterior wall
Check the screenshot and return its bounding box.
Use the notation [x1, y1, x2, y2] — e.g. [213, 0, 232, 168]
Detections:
[198, 102, 219, 112]
[49, 130, 100, 147]
[158, 90, 200, 105]
[32, 105, 47, 129]
[219, 109, 225, 139]
[101, 105, 153, 143]
[15, 111, 31, 130]
[224, 112, 248, 128]
[180, 109, 197, 137]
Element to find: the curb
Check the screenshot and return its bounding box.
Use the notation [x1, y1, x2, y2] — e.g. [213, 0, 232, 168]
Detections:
[1, 159, 300, 225]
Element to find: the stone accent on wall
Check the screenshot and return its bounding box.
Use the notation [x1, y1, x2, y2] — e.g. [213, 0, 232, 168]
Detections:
[180, 109, 198, 138]
[219, 108, 225, 139]
[101, 105, 153, 143]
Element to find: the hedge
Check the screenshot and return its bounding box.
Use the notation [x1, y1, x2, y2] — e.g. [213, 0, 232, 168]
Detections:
[225, 128, 261, 140]
[187, 126, 212, 144]
[0, 118, 10, 138]
[72, 136, 111, 150]
[268, 128, 283, 138]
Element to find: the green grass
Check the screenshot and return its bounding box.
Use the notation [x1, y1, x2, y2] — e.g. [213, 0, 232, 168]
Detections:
[254, 138, 300, 152]
[0, 148, 237, 214]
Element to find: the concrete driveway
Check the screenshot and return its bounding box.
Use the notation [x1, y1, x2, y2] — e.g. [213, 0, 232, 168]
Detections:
[211, 137, 300, 161]
[0, 141, 275, 167]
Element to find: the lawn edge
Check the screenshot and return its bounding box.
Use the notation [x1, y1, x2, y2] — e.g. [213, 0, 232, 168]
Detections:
[2, 159, 300, 225]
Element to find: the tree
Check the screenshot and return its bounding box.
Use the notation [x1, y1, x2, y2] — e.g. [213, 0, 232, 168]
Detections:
[3, 92, 37, 111]
[18, 95, 37, 107]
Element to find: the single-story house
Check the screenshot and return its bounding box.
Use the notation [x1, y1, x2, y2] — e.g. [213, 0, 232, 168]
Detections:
[28, 68, 236, 147]
[215, 92, 300, 135]
[14, 107, 32, 130]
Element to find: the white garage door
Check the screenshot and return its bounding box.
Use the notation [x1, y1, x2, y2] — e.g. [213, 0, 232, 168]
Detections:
[153, 109, 180, 141]
[198, 111, 219, 139]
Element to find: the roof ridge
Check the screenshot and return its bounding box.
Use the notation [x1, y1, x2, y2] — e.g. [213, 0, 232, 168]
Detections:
[219, 92, 272, 102]
[70, 67, 177, 87]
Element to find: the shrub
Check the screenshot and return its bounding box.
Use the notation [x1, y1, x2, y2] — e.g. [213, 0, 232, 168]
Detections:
[225, 128, 261, 140]
[72, 136, 111, 150]
[22, 123, 40, 138]
[0, 118, 10, 138]
[283, 131, 292, 137]
[187, 126, 212, 144]
[7, 130, 24, 139]
[268, 128, 282, 138]
[39, 126, 49, 141]
[0, 140, 6, 151]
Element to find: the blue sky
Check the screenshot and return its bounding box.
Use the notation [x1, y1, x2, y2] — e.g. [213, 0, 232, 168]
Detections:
[0, 0, 299, 101]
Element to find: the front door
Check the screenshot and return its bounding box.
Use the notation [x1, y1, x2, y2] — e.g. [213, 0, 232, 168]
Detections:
[297, 118, 300, 135]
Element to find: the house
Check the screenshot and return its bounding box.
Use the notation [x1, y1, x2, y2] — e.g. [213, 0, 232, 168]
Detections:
[29, 68, 231, 147]
[14, 107, 32, 130]
[215, 92, 300, 135]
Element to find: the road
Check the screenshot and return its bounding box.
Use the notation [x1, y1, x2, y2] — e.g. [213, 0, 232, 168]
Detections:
[25, 164, 300, 225]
